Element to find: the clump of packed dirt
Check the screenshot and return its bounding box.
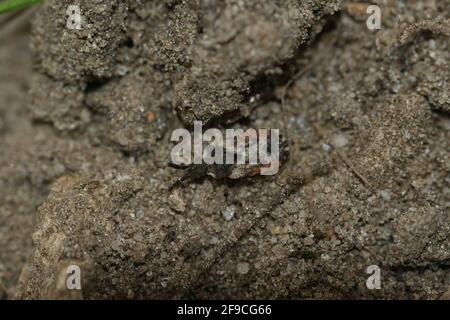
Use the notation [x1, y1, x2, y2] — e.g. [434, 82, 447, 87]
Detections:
[0, 0, 449, 299]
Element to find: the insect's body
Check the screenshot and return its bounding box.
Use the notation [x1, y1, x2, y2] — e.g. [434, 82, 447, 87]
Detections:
[170, 132, 289, 189]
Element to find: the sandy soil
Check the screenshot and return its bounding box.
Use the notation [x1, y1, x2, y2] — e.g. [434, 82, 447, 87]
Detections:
[0, 0, 449, 299]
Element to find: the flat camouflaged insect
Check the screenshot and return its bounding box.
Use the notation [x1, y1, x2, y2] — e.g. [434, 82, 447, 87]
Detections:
[169, 130, 289, 190]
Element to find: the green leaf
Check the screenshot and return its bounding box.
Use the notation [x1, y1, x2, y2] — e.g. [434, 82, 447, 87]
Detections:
[0, 0, 42, 14]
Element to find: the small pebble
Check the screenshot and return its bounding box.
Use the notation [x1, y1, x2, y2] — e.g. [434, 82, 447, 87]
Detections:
[271, 226, 282, 235]
[160, 277, 168, 288]
[116, 65, 129, 76]
[304, 236, 314, 246]
[237, 262, 250, 275]
[222, 205, 236, 221]
[380, 190, 392, 201]
[322, 143, 332, 152]
[332, 133, 349, 148]
[169, 191, 186, 213]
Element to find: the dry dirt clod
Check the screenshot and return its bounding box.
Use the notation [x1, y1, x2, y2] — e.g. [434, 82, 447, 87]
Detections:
[0, 0, 449, 300]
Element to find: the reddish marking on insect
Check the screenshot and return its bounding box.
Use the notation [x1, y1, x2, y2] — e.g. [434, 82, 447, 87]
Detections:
[250, 159, 283, 176]
[147, 112, 157, 122]
[249, 165, 264, 176]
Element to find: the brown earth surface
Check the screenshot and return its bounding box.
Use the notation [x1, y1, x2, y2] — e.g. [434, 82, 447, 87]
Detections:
[0, 0, 449, 299]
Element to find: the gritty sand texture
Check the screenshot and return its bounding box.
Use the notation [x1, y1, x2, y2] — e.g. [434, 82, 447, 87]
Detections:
[0, 0, 449, 299]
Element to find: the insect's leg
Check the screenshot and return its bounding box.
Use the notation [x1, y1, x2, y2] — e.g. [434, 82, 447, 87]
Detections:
[181, 165, 208, 182]
[169, 164, 208, 191]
